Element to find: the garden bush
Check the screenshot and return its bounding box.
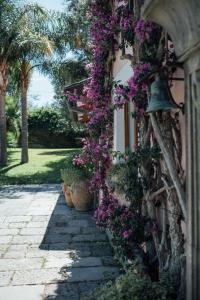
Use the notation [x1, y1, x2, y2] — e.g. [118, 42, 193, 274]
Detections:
[28, 107, 86, 148]
[82, 268, 174, 300]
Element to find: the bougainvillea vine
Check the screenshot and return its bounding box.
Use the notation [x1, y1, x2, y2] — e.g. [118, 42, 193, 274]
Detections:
[72, 0, 117, 196]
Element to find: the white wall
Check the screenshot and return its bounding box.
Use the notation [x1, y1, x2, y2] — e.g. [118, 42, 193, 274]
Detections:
[113, 62, 135, 154]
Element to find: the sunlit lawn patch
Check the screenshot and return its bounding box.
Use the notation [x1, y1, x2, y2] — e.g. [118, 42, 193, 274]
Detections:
[0, 148, 80, 185]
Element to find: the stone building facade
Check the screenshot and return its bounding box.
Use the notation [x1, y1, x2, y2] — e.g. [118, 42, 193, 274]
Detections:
[142, 1, 200, 299]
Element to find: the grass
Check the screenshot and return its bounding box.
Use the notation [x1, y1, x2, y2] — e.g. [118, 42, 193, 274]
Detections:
[0, 148, 80, 185]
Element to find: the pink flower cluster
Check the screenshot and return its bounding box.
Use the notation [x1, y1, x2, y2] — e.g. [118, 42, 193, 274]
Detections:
[94, 193, 120, 227]
[113, 84, 129, 108]
[123, 229, 133, 239]
[94, 192, 145, 244]
[112, 63, 151, 112]
[120, 8, 134, 32]
[72, 1, 118, 193]
[65, 92, 79, 103]
[127, 63, 151, 110]
[134, 19, 155, 43]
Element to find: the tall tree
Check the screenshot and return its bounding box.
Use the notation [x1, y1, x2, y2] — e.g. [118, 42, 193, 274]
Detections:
[0, 1, 51, 165]
[0, 0, 17, 165]
[16, 5, 54, 163]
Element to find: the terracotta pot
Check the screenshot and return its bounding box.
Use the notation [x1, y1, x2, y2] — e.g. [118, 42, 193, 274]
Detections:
[70, 180, 93, 211]
[63, 183, 74, 208]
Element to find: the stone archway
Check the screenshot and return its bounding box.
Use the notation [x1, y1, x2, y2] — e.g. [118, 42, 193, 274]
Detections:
[141, 1, 200, 299]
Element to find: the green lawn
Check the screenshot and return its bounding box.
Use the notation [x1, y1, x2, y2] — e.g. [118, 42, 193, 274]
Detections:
[0, 148, 80, 185]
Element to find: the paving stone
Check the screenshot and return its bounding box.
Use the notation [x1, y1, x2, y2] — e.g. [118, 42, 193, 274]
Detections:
[0, 236, 12, 244]
[74, 249, 91, 258]
[81, 226, 103, 234]
[12, 235, 44, 244]
[20, 227, 47, 235]
[73, 234, 108, 242]
[0, 271, 14, 287]
[0, 285, 45, 300]
[52, 221, 68, 227]
[101, 256, 119, 266]
[53, 209, 73, 216]
[68, 242, 91, 250]
[12, 268, 63, 285]
[44, 255, 102, 270]
[0, 244, 8, 252]
[43, 257, 74, 269]
[44, 283, 79, 300]
[69, 220, 89, 227]
[26, 248, 48, 258]
[8, 222, 27, 229]
[61, 266, 119, 282]
[71, 257, 102, 268]
[73, 213, 93, 220]
[31, 216, 50, 222]
[27, 210, 53, 216]
[0, 258, 43, 271]
[0, 223, 9, 229]
[44, 234, 72, 244]
[4, 210, 29, 216]
[90, 243, 113, 257]
[48, 226, 81, 235]
[0, 229, 19, 236]
[46, 250, 77, 259]
[3, 251, 26, 259]
[8, 245, 28, 252]
[46, 243, 69, 251]
[46, 296, 72, 300]
[5, 216, 32, 223]
[26, 221, 49, 228]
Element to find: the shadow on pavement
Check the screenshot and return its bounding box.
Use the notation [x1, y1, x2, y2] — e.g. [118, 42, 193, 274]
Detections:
[39, 194, 119, 300]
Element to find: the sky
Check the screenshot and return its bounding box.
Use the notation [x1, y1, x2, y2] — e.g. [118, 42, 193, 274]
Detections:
[28, 0, 64, 108]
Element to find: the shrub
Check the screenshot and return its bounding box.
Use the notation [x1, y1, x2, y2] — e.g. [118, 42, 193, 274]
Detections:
[28, 107, 86, 148]
[7, 131, 18, 147]
[82, 268, 172, 300]
[107, 160, 143, 211]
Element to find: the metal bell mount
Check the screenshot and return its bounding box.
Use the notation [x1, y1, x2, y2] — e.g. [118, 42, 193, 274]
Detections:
[146, 77, 178, 113]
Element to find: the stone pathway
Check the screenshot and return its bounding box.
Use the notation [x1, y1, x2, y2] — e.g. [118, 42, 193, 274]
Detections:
[0, 185, 119, 300]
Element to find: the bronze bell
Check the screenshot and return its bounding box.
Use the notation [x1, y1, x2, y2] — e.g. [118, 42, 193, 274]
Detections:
[146, 77, 178, 113]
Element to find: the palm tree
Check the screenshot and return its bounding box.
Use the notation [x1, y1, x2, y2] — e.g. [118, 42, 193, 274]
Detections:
[0, 0, 17, 165]
[0, 1, 54, 165]
[17, 13, 53, 163]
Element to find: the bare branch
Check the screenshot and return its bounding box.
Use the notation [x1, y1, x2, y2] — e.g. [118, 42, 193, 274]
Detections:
[150, 113, 186, 220]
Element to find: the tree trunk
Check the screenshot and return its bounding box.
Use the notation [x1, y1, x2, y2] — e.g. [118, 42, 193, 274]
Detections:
[21, 81, 29, 163]
[150, 113, 186, 220]
[0, 65, 9, 166]
[0, 90, 7, 166]
[154, 112, 185, 297]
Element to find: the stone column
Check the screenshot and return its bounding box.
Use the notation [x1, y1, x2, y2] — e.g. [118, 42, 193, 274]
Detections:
[185, 52, 200, 300]
[141, 1, 200, 299]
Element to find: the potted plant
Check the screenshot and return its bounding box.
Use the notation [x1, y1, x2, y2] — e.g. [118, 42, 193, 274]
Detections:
[60, 168, 75, 208]
[61, 166, 93, 211]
